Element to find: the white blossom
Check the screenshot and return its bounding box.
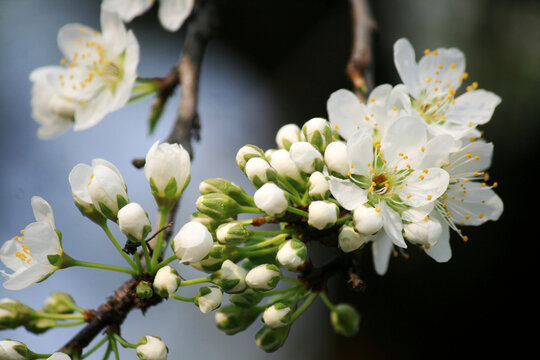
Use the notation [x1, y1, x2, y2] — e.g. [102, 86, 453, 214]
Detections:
[172, 221, 213, 263]
[195, 286, 223, 313]
[338, 225, 368, 253]
[136, 335, 168, 360]
[153, 266, 180, 297]
[307, 201, 339, 230]
[307, 171, 330, 200]
[103, 0, 194, 32]
[324, 141, 349, 178]
[253, 183, 288, 216]
[276, 239, 307, 270]
[245, 264, 281, 291]
[275, 123, 301, 150]
[117, 202, 151, 241]
[289, 141, 324, 174]
[262, 303, 291, 328]
[30, 10, 139, 134]
[0, 340, 27, 360]
[393, 38, 501, 141]
[219, 259, 247, 293]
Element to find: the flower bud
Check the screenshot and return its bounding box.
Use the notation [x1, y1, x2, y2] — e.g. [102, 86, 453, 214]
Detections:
[308, 201, 339, 230]
[255, 325, 290, 353]
[353, 205, 384, 235]
[236, 144, 265, 172]
[213, 260, 247, 293]
[338, 225, 368, 253]
[308, 172, 330, 200]
[229, 288, 263, 308]
[153, 266, 181, 298]
[199, 178, 254, 206]
[194, 286, 223, 313]
[276, 239, 307, 270]
[196, 193, 242, 220]
[117, 203, 152, 242]
[172, 221, 214, 263]
[264, 149, 277, 161]
[136, 281, 153, 299]
[253, 183, 288, 216]
[262, 302, 292, 328]
[268, 150, 306, 190]
[190, 244, 240, 273]
[0, 340, 30, 360]
[24, 318, 56, 334]
[404, 217, 443, 246]
[216, 222, 251, 246]
[330, 303, 360, 337]
[47, 353, 71, 360]
[301, 117, 333, 152]
[215, 304, 262, 335]
[42, 292, 76, 314]
[136, 336, 168, 360]
[190, 211, 224, 233]
[324, 141, 349, 178]
[87, 162, 129, 221]
[0, 299, 33, 330]
[289, 142, 324, 175]
[245, 264, 281, 291]
[275, 124, 301, 150]
[245, 157, 278, 188]
[145, 141, 191, 210]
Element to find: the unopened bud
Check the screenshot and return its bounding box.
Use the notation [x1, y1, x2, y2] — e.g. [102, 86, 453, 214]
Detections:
[404, 217, 443, 246]
[153, 266, 181, 298]
[194, 286, 223, 314]
[216, 222, 252, 246]
[24, 318, 56, 334]
[330, 303, 360, 337]
[308, 171, 330, 200]
[42, 292, 76, 314]
[301, 117, 333, 152]
[212, 260, 247, 293]
[253, 183, 288, 216]
[275, 124, 301, 150]
[229, 288, 263, 308]
[236, 144, 265, 172]
[338, 225, 368, 253]
[255, 325, 290, 353]
[136, 281, 153, 299]
[268, 150, 305, 190]
[308, 201, 339, 230]
[324, 141, 349, 178]
[136, 336, 168, 360]
[117, 203, 152, 242]
[172, 221, 214, 263]
[245, 157, 278, 188]
[199, 178, 254, 206]
[289, 142, 324, 175]
[0, 340, 30, 360]
[245, 264, 281, 291]
[262, 302, 292, 328]
[196, 193, 242, 220]
[353, 205, 384, 235]
[276, 239, 307, 270]
[0, 299, 33, 330]
[215, 304, 262, 335]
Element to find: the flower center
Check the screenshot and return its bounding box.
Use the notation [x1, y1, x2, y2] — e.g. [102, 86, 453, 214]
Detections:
[13, 231, 33, 264]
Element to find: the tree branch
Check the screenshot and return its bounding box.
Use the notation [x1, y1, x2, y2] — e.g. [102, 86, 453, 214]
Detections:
[346, 0, 376, 101]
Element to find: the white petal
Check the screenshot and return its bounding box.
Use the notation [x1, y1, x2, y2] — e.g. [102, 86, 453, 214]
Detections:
[0, 239, 26, 272]
[417, 134, 455, 169]
[371, 231, 393, 275]
[446, 182, 503, 226]
[327, 89, 368, 140]
[418, 47, 465, 93]
[328, 177, 367, 211]
[101, 0, 154, 22]
[31, 196, 55, 228]
[381, 204, 406, 248]
[69, 163, 93, 205]
[367, 84, 393, 105]
[400, 168, 449, 208]
[122, 31, 140, 77]
[100, 10, 128, 57]
[445, 141, 493, 176]
[57, 23, 100, 63]
[2, 263, 55, 290]
[23, 222, 62, 261]
[158, 0, 194, 32]
[380, 116, 427, 166]
[424, 213, 451, 262]
[346, 129, 373, 176]
[446, 90, 501, 126]
[73, 89, 114, 130]
[393, 38, 420, 98]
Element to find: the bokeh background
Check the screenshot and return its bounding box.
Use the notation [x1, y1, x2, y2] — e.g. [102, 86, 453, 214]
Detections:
[1, 0, 538, 358]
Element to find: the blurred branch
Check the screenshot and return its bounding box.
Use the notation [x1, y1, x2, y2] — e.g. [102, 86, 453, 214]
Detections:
[346, 0, 376, 101]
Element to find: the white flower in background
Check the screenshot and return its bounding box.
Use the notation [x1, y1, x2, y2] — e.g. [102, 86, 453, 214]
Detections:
[30, 10, 140, 135]
[307, 201, 339, 230]
[136, 335, 168, 360]
[145, 141, 191, 206]
[0, 197, 63, 290]
[245, 264, 281, 291]
[103, 0, 194, 32]
[262, 303, 292, 328]
[275, 123, 301, 150]
[195, 286, 223, 313]
[0, 340, 29, 360]
[117, 202, 151, 241]
[153, 266, 181, 297]
[172, 221, 213, 263]
[327, 84, 411, 143]
[329, 116, 450, 248]
[69, 159, 128, 221]
[393, 38, 501, 140]
[253, 183, 289, 216]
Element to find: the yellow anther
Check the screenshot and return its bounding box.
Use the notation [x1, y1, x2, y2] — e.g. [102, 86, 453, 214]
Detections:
[375, 208, 381, 213]
[465, 214, 470, 219]
[427, 195, 432, 200]
[370, 97, 376, 103]
[403, 155, 408, 160]
[472, 81, 478, 89]
[432, 50, 439, 55]
[448, 89, 456, 95]
[424, 215, 429, 221]
[398, 153, 404, 157]
[424, 49, 431, 55]
[450, 63, 456, 69]
[473, 156, 480, 160]
[347, 171, 352, 177]
[481, 182, 486, 187]
[438, 64, 443, 70]
[462, 72, 469, 79]
[464, 178, 470, 182]
[466, 85, 473, 92]
[350, 163, 354, 168]
[365, 116, 370, 121]
[434, 87, 439, 92]
[421, 147, 425, 152]
[397, 185, 403, 189]
[20, 229, 24, 234]
[93, 31, 99, 36]
[419, 175, 425, 180]
[368, 186, 374, 192]
[80, 100, 87, 106]
[14, 236, 19, 241]
[371, 181, 377, 186]
[426, 77, 432, 83]
[334, 124, 339, 129]
[460, 219, 465, 224]
[406, 194, 412, 199]
[466, 153, 472, 158]
[470, 137, 477, 142]
[392, 106, 397, 111]
[479, 213, 485, 219]
[60, 58, 67, 65]
[492, 182, 499, 188]
[463, 236, 469, 242]
[440, 115, 446, 119]
[422, 169, 428, 174]
[468, 122, 473, 127]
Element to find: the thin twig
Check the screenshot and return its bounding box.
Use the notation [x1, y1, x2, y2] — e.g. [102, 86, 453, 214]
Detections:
[346, 0, 376, 101]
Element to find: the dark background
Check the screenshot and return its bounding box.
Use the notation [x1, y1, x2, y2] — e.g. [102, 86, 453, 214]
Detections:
[1, 0, 538, 358]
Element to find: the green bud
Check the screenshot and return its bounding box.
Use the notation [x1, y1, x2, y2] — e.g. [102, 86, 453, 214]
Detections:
[136, 281, 154, 299]
[330, 303, 360, 337]
[216, 222, 252, 246]
[196, 193, 242, 220]
[255, 325, 290, 353]
[42, 292, 77, 314]
[229, 288, 264, 308]
[24, 318, 56, 334]
[0, 299, 34, 330]
[199, 178, 254, 206]
[215, 304, 262, 335]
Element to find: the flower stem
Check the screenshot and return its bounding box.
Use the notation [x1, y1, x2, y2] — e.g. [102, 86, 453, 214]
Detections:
[262, 285, 300, 297]
[82, 336, 108, 359]
[241, 234, 288, 251]
[109, 334, 120, 360]
[70, 259, 137, 276]
[140, 238, 152, 273]
[150, 208, 170, 272]
[102, 224, 138, 271]
[179, 276, 212, 287]
[319, 292, 337, 311]
[154, 254, 178, 271]
[35, 311, 84, 320]
[238, 206, 265, 214]
[241, 245, 280, 258]
[171, 294, 196, 302]
[112, 334, 137, 349]
[53, 319, 86, 327]
[290, 292, 318, 322]
[286, 206, 309, 218]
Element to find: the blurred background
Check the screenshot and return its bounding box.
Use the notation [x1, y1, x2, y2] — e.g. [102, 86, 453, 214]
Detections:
[1, 0, 538, 358]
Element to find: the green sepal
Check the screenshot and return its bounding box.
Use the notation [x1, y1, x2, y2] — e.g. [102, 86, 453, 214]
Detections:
[255, 325, 291, 353]
[164, 177, 178, 198]
[116, 195, 128, 211]
[47, 254, 62, 267]
[97, 200, 116, 221]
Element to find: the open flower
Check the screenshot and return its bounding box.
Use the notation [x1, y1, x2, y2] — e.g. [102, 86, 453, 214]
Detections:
[329, 116, 450, 248]
[103, 0, 194, 32]
[1, 198, 62, 290]
[393, 38, 501, 141]
[30, 9, 139, 135]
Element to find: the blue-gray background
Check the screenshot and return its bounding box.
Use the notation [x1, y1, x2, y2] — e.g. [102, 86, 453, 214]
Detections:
[1, 0, 538, 359]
